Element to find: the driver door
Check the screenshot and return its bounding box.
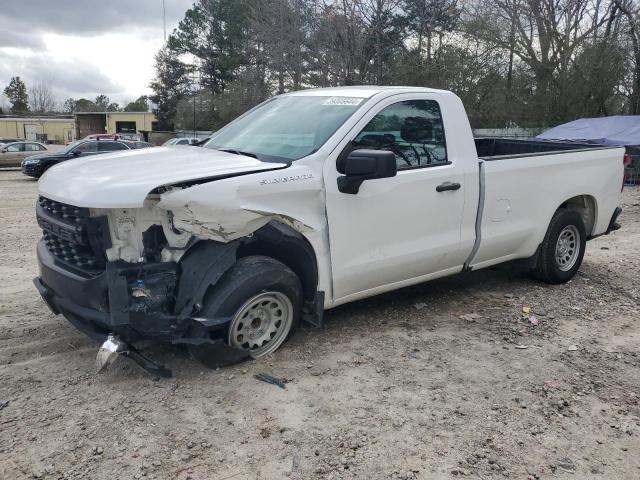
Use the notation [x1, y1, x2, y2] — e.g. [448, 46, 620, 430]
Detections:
[71, 141, 99, 158]
[2, 143, 26, 163]
[324, 94, 469, 303]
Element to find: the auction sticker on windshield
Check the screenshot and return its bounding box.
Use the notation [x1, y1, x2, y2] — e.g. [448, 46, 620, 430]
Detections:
[322, 97, 363, 106]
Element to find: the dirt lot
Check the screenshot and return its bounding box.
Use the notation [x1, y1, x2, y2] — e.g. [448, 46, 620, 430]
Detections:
[1, 169, 639, 480]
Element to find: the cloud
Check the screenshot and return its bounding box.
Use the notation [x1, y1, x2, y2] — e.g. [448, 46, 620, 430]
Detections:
[0, 1, 194, 104]
[0, 25, 45, 49]
[0, 0, 193, 47]
[0, 50, 122, 104]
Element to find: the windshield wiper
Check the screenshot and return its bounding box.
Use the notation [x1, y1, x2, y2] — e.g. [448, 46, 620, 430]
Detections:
[219, 148, 258, 159]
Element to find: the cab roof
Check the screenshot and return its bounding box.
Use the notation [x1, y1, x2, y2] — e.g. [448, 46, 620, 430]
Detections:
[284, 85, 449, 99]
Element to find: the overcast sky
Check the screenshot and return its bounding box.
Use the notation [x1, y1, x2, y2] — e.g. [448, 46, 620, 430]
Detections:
[0, 0, 193, 109]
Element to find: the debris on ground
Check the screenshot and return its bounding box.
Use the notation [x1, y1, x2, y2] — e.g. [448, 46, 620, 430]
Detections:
[254, 372, 287, 389]
[556, 457, 577, 473]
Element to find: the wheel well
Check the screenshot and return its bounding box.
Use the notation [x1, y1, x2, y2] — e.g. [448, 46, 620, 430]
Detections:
[40, 161, 56, 174]
[237, 221, 319, 302]
[558, 195, 597, 236]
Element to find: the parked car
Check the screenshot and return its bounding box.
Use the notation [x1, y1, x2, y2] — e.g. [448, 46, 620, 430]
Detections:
[162, 137, 200, 146]
[0, 137, 22, 147]
[133, 141, 155, 149]
[84, 133, 142, 142]
[84, 134, 120, 140]
[34, 86, 624, 376]
[21, 138, 151, 178]
[194, 136, 213, 146]
[0, 141, 48, 167]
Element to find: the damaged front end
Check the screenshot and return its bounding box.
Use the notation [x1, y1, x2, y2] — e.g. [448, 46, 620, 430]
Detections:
[34, 196, 253, 377]
[34, 164, 326, 376]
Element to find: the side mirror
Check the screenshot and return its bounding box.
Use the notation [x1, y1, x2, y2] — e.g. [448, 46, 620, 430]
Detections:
[72, 150, 82, 157]
[337, 149, 397, 194]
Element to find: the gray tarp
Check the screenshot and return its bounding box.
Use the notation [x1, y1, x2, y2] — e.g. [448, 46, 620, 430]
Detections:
[536, 116, 640, 147]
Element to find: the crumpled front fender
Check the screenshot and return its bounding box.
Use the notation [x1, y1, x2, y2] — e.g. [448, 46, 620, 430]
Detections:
[156, 163, 326, 243]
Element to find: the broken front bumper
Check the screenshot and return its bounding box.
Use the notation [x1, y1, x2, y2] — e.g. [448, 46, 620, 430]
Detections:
[34, 240, 248, 373]
[35, 240, 180, 343]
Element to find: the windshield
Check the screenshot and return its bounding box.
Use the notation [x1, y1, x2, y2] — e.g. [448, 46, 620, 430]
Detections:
[205, 95, 364, 161]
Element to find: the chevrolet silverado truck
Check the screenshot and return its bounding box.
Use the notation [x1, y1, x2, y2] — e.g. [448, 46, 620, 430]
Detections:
[34, 86, 624, 376]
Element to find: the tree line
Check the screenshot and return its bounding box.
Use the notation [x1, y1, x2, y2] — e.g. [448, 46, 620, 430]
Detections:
[150, 0, 640, 131]
[1, 76, 150, 114]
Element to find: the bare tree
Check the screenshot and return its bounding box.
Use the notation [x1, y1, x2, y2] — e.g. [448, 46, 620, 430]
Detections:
[467, 0, 613, 120]
[612, 0, 640, 113]
[250, 0, 312, 94]
[152, 0, 636, 129]
[28, 81, 56, 113]
[403, 0, 459, 64]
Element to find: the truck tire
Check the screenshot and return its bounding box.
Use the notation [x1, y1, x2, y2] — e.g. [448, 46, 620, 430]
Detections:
[195, 255, 302, 359]
[532, 209, 586, 284]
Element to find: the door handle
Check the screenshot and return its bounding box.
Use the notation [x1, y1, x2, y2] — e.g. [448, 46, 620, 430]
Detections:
[436, 182, 461, 192]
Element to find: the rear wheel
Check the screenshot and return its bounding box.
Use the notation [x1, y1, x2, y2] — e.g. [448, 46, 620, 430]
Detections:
[532, 209, 586, 284]
[189, 255, 302, 364]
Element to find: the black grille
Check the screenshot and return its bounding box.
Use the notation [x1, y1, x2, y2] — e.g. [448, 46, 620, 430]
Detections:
[42, 231, 104, 270]
[38, 196, 106, 273]
[38, 196, 88, 225]
[22, 163, 39, 176]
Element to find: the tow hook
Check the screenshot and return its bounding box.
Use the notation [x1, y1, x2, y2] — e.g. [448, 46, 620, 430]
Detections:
[96, 334, 172, 378]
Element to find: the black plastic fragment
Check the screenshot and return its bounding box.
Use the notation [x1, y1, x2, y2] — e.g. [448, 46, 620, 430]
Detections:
[123, 344, 173, 378]
[254, 372, 286, 389]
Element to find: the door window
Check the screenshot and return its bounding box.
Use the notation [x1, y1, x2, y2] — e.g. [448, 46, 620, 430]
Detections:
[25, 143, 43, 151]
[6, 143, 24, 152]
[99, 141, 129, 151]
[351, 100, 447, 170]
[73, 142, 99, 153]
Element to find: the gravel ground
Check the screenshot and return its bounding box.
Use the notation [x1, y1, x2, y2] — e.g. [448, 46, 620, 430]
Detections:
[1, 169, 639, 480]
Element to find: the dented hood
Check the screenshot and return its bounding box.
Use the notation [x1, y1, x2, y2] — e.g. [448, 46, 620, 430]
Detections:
[37, 146, 287, 208]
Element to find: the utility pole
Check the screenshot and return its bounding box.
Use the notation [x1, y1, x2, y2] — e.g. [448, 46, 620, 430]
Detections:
[162, 0, 167, 43]
[192, 56, 198, 138]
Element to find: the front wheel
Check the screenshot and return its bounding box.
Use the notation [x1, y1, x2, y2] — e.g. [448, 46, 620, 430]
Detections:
[189, 255, 302, 364]
[36, 163, 53, 178]
[532, 209, 586, 284]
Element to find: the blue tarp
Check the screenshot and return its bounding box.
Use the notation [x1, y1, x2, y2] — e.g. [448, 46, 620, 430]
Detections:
[536, 116, 640, 147]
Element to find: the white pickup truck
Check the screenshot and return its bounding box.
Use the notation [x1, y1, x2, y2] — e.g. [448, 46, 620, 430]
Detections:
[34, 86, 624, 376]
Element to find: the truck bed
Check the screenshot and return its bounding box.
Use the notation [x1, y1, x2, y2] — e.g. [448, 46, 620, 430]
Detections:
[475, 138, 609, 159]
[469, 142, 624, 270]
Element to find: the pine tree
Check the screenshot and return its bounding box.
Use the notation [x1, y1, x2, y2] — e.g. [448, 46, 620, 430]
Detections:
[4, 76, 29, 114]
